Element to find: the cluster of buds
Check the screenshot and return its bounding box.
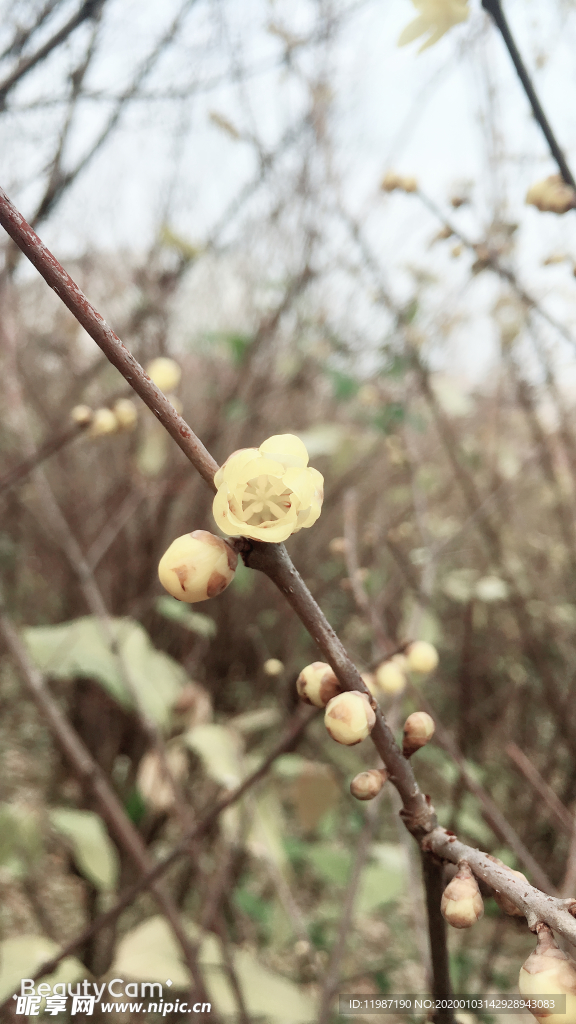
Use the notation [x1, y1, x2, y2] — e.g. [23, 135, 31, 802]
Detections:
[381, 171, 418, 194]
[71, 399, 138, 437]
[441, 861, 484, 929]
[350, 767, 388, 801]
[402, 711, 435, 757]
[526, 176, 576, 215]
[373, 641, 439, 696]
[158, 530, 238, 603]
[519, 925, 576, 1024]
[375, 655, 407, 694]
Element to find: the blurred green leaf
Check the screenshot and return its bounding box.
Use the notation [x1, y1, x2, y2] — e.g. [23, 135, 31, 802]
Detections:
[184, 723, 244, 789]
[327, 369, 359, 400]
[50, 808, 119, 891]
[234, 886, 271, 925]
[23, 616, 186, 728]
[371, 403, 405, 434]
[0, 936, 84, 1003]
[0, 804, 43, 870]
[155, 595, 217, 637]
[111, 916, 192, 988]
[306, 844, 351, 886]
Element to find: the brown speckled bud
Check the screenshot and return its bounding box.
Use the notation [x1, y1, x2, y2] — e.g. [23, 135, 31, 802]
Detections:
[402, 711, 435, 757]
[324, 691, 376, 746]
[296, 662, 342, 708]
[519, 924, 576, 1024]
[350, 768, 388, 801]
[158, 530, 237, 603]
[441, 861, 484, 929]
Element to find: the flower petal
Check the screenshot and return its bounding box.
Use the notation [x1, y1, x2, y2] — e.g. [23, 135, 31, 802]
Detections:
[259, 434, 309, 469]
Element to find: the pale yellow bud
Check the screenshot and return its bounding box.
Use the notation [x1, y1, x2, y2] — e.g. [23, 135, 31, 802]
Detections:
[400, 176, 418, 193]
[375, 659, 406, 694]
[361, 671, 378, 697]
[526, 175, 576, 215]
[324, 691, 376, 745]
[146, 357, 182, 393]
[519, 924, 576, 1024]
[492, 867, 527, 917]
[263, 658, 284, 676]
[137, 746, 188, 812]
[405, 640, 439, 674]
[113, 398, 138, 431]
[329, 537, 349, 554]
[380, 171, 401, 192]
[297, 662, 342, 708]
[402, 711, 435, 757]
[158, 530, 237, 603]
[89, 408, 119, 437]
[441, 861, 484, 929]
[70, 404, 93, 426]
[350, 768, 387, 801]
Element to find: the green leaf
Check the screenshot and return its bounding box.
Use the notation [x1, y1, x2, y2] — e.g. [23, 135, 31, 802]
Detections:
[371, 403, 405, 434]
[327, 369, 359, 401]
[155, 596, 217, 637]
[184, 723, 244, 789]
[50, 809, 119, 891]
[0, 936, 84, 1003]
[23, 616, 186, 729]
[0, 805, 43, 869]
[247, 790, 289, 870]
[356, 844, 407, 915]
[306, 844, 351, 886]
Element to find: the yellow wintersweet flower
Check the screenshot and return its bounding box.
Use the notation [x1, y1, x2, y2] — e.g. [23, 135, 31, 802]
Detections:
[398, 0, 469, 52]
[212, 434, 324, 543]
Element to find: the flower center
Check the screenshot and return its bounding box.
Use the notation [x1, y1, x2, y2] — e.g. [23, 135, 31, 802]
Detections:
[240, 475, 292, 525]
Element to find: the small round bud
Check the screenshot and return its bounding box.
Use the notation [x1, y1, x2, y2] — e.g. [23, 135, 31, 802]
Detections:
[296, 662, 342, 708]
[405, 640, 439, 674]
[350, 768, 387, 801]
[113, 398, 138, 431]
[263, 658, 284, 676]
[402, 711, 435, 757]
[375, 659, 406, 694]
[441, 861, 484, 929]
[328, 536, 348, 554]
[70, 404, 93, 426]
[158, 530, 237, 603]
[89, 408, 119, 437]
[492, 868, 527, 917]
[324, 691, 376, 746]
[519, 924, 576, 1024]
[400, 176, 418, 193]
[146, 357, 182, 393]
[380, 171, 401, 192]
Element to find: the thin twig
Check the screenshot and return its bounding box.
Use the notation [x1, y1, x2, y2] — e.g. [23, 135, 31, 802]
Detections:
[506, 741, 574, 836]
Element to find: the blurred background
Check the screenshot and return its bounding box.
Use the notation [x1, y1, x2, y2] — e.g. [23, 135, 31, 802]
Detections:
[2, 0, 576, 1020]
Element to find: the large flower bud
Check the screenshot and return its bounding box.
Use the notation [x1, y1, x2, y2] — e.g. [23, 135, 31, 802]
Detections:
[296, 662, 342, 708]
[519, 924, 576, 1024]
[350, 768, 388, 801]
[441, 861, 484, 929]
[492, 867, 527, 917]
[402, 711, 435, 757]
[324, 691, 376, 746]
[146, 357, 182, 393]
[405, 640, 439, 674]
[158, 531, 237, 603]
[375, 658, 406, 694]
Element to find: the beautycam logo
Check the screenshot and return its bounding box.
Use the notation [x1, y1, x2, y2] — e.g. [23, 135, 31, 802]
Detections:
[14, 979, 211, 1016]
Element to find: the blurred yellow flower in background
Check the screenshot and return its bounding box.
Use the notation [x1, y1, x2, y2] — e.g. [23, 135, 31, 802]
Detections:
[398, 0, 469, 52]
[213, 433, 324, 543]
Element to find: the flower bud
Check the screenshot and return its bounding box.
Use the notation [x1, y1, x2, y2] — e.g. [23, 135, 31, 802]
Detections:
[89, 408, 119, 437]
[402, 711, 435, 757]
[158, 530, 237, 603]
[400, 176, 418, 193]
[324, 691, 376, 745]
[441, 861, 484, 929]
[296, 662, 342, 708]
[381, 171, 402, 192]
[113, 398, 138, 431]
[375, 659, 406, 694]
[405, 640, 439, 674]
[137, 745, 188, 812]
[70, 404, 93, 426]
[263, 658, 284, 676]
[146, 357, 182, 393]
[350, 768, 388, 801]
[361, 671, 378, 697]
[519, 924, 576, 1024]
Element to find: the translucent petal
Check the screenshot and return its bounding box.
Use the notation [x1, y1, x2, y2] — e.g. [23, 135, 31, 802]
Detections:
[233, 457, 286, 485]
[259, 433, 309, 469]
[282, 467, 316, 506]
[219, 448, 260, 484]
[397, 15, 428, 46]
[212, 487, 247, 536]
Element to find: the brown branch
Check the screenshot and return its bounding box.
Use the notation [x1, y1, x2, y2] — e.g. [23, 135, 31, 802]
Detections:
[506, 741, 574, 837]
[0, 420, 89, 496]
[0, 186, 219, 488]
[421, 854, 454, 1019]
